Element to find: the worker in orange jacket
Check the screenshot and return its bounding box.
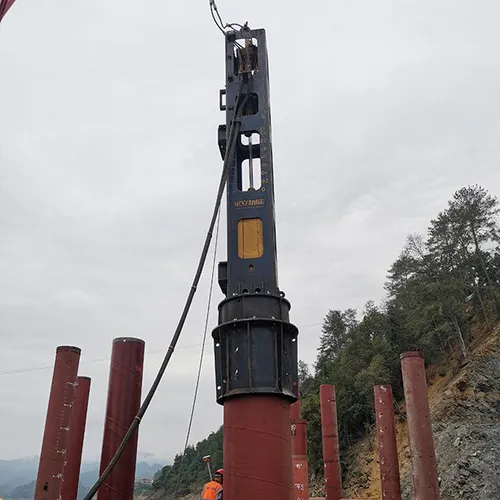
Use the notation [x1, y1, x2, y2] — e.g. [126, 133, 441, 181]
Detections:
[201, 469, 223, 500]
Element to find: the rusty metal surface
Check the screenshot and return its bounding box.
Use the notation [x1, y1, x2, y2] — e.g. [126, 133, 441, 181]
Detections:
[293, 419, 308, 457]
[319, 384, 342, 500]
[292, 454, 309, 500]
[374, 385, 402, 500]
[224, 394, 293, 500]
[98, 338, 145, 500]
[292, 419, 309, 500]
[291, 386, 309, 500]
[34, 346, 81, 500]
[290, 398, 301, 422]
[0, 0, 16, 22]
[400, 352, 441, 500]
[62, 376, 91, 500]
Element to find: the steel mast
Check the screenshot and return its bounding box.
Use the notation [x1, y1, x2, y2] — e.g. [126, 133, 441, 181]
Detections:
[212, 26, 299, 500]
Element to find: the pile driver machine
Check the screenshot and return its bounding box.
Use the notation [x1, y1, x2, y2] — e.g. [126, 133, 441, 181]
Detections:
[212, 26, 299, 500]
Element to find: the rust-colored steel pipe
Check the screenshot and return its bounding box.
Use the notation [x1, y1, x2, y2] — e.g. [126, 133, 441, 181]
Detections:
[290, 397, 301, 422]
[290, 397, 309, 500]
[62, 376, 91, 500]
[400, 352, 440, 500]
[98, 338, 145, 500]
[224, 395, 293, 500]
[374, 385, 402, 500]
[34, 346, 81, 500]
[319, 384, 342, 500]
[0, 0, 17, 23]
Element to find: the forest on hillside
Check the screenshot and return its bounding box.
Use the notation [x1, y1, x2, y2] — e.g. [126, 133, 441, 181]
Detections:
[151, 428, 223, 497]
[150, 184, 500, 497]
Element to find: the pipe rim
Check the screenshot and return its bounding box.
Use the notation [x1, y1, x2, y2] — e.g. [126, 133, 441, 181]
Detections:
[113, 337, 145, 344]
[400, 350, 423, 360]
[56, 345, 82, 354]
[294, 419, 308, 425]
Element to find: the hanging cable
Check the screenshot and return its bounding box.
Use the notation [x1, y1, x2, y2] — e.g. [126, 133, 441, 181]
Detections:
[82, 84, 248, 500]
[172, 209, 221, 499]
[209, 0, 245, 48]
[209, 0, 226, 35]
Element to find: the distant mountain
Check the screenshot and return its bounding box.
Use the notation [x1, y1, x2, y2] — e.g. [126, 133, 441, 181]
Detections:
[8, 480, 89, 500]
[0, 457, 163, 498]
[0, 457, 39, 497]
[7, 480, 36, 499]
[77, 461, 163, 489]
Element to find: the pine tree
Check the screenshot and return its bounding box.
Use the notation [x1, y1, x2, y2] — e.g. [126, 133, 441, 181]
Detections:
[315, 308, 357, 375]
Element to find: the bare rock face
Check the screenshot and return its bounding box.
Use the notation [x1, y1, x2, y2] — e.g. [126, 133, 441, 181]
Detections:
[400, 331, 500, 500]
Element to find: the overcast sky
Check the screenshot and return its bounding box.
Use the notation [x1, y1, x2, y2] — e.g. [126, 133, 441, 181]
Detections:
[0, 0, 499, 464]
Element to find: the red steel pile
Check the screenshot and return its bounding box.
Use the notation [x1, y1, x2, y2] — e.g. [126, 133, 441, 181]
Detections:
[33, 341, 440, 500]
[34, 338, 145, 500]
[291, 350, 440, 500]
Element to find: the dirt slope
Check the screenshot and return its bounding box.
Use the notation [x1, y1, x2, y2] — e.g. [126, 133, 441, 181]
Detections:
[344, 324, 500, 500]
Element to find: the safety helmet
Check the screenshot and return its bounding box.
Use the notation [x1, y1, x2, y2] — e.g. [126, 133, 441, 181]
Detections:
[215, 469, 223, 476]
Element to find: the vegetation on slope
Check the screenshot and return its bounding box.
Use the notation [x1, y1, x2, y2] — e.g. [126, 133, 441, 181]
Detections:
[152, 428, 222, 496]
[151, 184, 500, 497]
[301, 184, 500, 478]
[339, 322, 500, 500]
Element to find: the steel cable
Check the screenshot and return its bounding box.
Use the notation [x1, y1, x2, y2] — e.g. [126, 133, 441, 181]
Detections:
[209, 0, 245, 49]
[171, 209, 221, 499]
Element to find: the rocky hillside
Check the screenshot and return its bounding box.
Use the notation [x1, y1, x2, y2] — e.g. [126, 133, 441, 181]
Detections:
[343, 323, 500, 500]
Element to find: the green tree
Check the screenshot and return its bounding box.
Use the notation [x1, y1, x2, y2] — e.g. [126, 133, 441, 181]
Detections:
[315, 309, 357, 375]
[152, 427, 223, 497]
[447, 185, 500, 316]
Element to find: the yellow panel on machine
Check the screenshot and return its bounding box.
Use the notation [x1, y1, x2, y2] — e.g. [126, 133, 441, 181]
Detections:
[237, 218, 263, 259]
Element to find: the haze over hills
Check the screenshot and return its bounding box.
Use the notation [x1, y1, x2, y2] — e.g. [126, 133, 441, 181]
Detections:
[0, 457, 39, 497]
[0, 456, 165, 498]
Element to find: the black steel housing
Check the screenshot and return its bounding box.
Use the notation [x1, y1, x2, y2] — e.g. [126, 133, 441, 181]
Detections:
[212, 27, 298, 405]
